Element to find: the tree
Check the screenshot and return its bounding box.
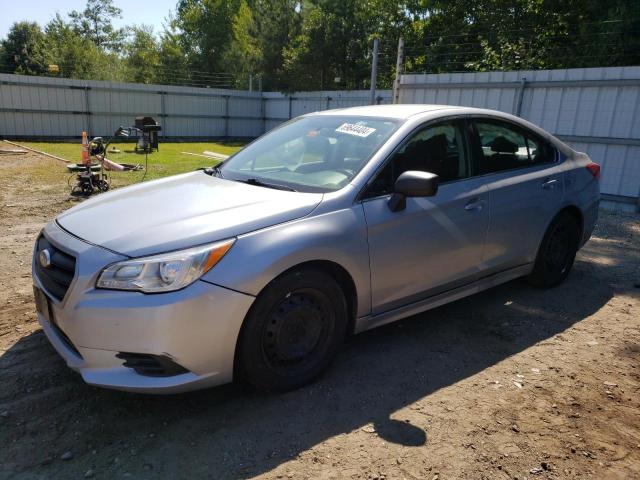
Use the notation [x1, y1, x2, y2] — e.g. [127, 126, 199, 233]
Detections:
[44, 14, 103, 79]
[250, 0, 301, 90]
[1, 0, 638, 88]
[222, 0, 262, 88]
[409, 0, 640, 73]
[125, 25, 161, 84]
[156, 15, 191, 85]
[175, 0, 241, 74]
[0, 22, 48, 75]
[69, 0, 126, 51]
[282, 1, 413, 90]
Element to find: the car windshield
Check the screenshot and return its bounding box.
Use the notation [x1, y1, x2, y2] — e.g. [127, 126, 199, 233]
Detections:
[220, 115, 401, 193]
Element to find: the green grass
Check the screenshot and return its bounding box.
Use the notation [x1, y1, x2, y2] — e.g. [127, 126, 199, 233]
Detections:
[18, 141, 246, 188]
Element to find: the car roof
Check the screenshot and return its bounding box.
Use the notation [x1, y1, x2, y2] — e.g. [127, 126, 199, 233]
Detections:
[312, 104, 465, 119]
[311, 104, 575, 155]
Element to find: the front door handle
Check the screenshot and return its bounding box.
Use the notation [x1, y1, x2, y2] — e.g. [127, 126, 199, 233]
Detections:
[465, 198, 484, 211]
[542, 178, 558, 190]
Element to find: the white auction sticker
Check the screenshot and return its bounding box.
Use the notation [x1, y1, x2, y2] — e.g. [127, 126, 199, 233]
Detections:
[335, 123, 376, 137]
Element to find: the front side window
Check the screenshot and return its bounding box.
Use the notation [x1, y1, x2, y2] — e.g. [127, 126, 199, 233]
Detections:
[220, 115, 401, 193]
[365, 120, 469, 198]
[474, 120, 556, 174]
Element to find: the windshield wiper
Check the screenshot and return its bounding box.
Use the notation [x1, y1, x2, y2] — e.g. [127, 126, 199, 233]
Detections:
[243, 178, 297, 192]
[200, 165, 224, 178]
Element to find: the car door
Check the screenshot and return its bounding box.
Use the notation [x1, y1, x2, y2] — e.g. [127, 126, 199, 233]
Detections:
[360, 118, 490, 314]
[469, 117, 564, 274]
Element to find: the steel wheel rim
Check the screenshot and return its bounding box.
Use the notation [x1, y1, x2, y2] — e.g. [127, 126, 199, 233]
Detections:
[261, 289, 333, 372]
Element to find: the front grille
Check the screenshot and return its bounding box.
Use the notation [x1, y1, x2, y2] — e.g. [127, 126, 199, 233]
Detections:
[34, 235, 76, 302]
[116, 352, 189, 377]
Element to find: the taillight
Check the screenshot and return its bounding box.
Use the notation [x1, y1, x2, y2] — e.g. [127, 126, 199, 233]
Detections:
[586, 162, 600, 180]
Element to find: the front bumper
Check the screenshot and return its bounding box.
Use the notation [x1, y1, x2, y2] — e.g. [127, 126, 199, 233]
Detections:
[33, 221, 255, 394]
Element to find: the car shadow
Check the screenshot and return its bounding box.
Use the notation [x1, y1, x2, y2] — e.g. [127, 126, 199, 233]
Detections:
[0, 250, 620, 478]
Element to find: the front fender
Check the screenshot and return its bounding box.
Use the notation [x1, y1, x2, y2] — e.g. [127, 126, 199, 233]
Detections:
[201, 205, 372, 318]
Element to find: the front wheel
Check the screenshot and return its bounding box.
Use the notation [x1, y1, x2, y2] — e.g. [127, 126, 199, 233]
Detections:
[527, 211, 580, 288]
[236, 269, 348, 391]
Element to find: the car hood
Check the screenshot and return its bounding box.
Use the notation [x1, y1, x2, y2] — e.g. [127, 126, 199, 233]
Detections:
[56, 171, 323, 257]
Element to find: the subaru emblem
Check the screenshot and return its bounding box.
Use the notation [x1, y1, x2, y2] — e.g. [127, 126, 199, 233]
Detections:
[39, 249, 51, 269]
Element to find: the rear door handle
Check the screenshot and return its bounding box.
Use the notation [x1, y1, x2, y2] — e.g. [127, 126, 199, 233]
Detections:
[465, 198, 484, 211]
[541, 178, 558, 190]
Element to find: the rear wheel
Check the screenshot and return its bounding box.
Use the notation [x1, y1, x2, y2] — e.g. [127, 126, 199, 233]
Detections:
[527, 211, 580, 288]
[236, 269, 348, 391]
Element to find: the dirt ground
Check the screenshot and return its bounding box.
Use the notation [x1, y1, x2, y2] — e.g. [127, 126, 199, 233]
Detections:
[1, 152, 639, 480]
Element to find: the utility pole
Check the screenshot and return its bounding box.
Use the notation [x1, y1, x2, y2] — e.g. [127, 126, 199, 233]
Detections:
[392, 37, 405, 104]
[249, 74, 253, 92]
[369, 38, 380, 105]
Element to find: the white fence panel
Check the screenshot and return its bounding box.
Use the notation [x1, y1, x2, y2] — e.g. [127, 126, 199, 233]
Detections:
[398, 66, 640, 204]
[2, 67, 637, 206]
[0, 74, 390, 140]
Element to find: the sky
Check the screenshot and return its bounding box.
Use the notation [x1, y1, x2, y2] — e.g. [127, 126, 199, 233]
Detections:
[0, 0, 178, 39]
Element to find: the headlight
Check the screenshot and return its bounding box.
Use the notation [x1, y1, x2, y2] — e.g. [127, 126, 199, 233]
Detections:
[96, 239, 235, 293]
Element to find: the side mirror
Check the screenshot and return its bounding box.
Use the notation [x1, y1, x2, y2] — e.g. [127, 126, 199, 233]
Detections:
[388, 171, 439, 212]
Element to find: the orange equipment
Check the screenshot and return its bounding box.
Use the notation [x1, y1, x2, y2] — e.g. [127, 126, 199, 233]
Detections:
[81, 131, 89, 165]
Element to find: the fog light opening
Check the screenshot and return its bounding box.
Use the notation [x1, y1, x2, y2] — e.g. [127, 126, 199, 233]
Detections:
[115, 352, 189, 377]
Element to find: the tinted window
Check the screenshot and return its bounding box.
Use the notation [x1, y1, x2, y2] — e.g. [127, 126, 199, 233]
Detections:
[365, 121, 468, 198]
[525, 134, 556, 165]
[474, 120, 556, 174]
[475, 121, 529, 173]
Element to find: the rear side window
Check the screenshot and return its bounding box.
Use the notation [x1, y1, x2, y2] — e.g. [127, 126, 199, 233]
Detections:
[525, 134, 556, 165]
[474, 120, 556, 174]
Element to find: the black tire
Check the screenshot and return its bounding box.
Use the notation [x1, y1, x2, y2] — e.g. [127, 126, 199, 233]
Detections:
[80, 182, 93, 197]
[527, 211, 580, 288]
[236, 269, 348, 391]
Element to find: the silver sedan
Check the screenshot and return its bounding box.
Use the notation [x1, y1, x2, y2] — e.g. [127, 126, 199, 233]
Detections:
[32, 105, 600, 393]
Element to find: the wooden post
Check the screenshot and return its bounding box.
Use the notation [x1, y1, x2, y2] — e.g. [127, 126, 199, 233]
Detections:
[392, 37, 405, 105]
[370, 38, 380, 105]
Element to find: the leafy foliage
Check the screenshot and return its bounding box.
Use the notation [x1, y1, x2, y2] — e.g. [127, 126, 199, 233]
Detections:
[1, 0, 638, 90]
[44, 14, 104, 80]
[1, 22, 48, 75]
[68, 0, 126, 51]
[125, 25, 161, 84]
[221, 0, 261, 88]
[175, 0, 240, 73]
[410, 0, 640, 73]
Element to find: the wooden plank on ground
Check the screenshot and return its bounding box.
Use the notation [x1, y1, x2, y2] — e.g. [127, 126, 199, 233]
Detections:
[2, 140, 69, 163]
